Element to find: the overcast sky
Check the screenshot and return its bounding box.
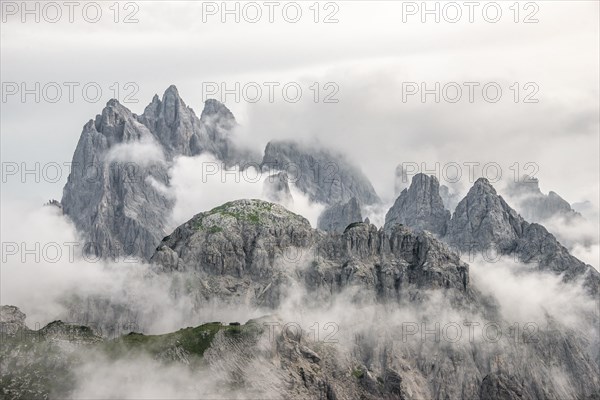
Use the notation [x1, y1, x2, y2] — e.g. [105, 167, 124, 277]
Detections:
[1, 1, 598, 211]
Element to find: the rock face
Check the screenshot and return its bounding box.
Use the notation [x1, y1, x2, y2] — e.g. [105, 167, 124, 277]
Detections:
[317, 197, 362, 233]
[446, 178, 525, 253]
[0, 305, 26, 336]
[479, 373, 530, 400]
[151, 199, 314, 308]
[139, 85, 209, 158]
[261, 140, 380, 206]
[384, 173, 450, 236]
[504, 175, 581, 223]
[61, 86, 256, 261]
[516, 222, 597, 288]
[151, 199, 472, 308]
[61, 98, 173, 260]
[308, 222, 472, 306]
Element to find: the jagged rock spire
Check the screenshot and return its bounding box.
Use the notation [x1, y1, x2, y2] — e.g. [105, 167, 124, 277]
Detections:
[384, 173, 450, 236]
[446, 177, 525, 252]
[61, 85, 245, 261]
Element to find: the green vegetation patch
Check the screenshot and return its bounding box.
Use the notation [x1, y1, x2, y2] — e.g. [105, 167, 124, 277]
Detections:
[208, 202, 264, 224]
[100, 321, 263, 360]
[352, 367, 365, 379]
[101, 322, 224, 359]
[192, 217, 204, 230]
[208, 225, 223, 234]
[208, 201, 235, 215]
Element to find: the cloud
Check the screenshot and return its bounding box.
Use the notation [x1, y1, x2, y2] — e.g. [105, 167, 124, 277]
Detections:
[168, 152, 325, 228]
[571, 244, 600, 272]
[71, 351, 281, 400]
[0, 199, 187, 331]
[0, 151, 330, 332]
[104, 136, 166, 167]
[468, 256, 598, 330]
[71, 353, 212, 399]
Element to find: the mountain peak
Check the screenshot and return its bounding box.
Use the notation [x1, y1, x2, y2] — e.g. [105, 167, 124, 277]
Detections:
[160, 84, 186, 106]
[384, 173, 450, 235]
[201, 98, 235, 121]
[412, 173, 440, 187]
[161, 85, 186, 107]
[447, 178, 525, 251]
[473, 177, 494, 190]
[92, 99, 145, 143]
[105, 98, 121, 107]
[465, 177, 499, 197]
[101, 98, 133, 117]
[164, 84, 179, 96]
[137, 85, 203, 157]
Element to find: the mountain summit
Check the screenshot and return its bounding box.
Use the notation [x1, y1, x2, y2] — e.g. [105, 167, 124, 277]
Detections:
[61, 86, 245, 260]
[384, 173, 450, 236]
[446, 177, 525, 252]
[382, 175, 599, 295]
[505, 175, 581, 222]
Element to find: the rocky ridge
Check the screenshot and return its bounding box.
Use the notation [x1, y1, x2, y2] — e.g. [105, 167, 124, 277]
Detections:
[385, 175, 599, 295]
[150, 199, 473, 309]
[505, 175, 581, 223]
[447, 178, 599, 294]
[261, 140, 380, 206]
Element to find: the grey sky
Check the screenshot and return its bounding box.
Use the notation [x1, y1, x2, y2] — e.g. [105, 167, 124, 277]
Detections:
[1, 1, 598, 211]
